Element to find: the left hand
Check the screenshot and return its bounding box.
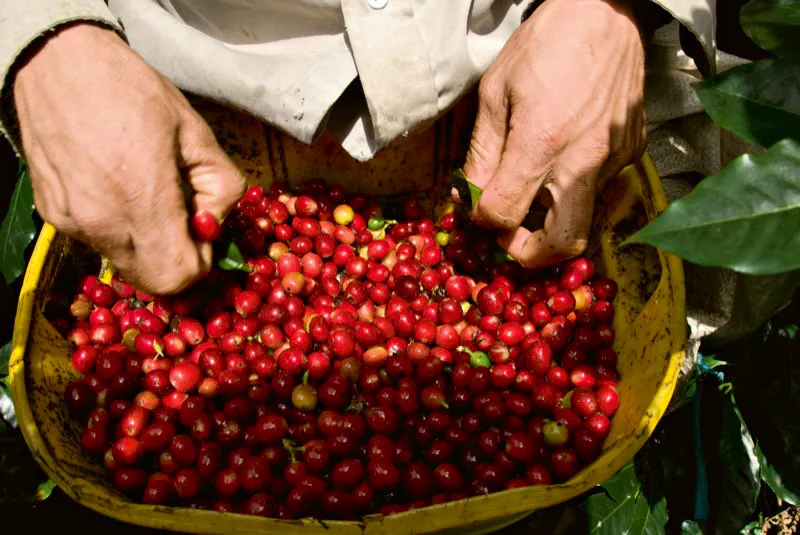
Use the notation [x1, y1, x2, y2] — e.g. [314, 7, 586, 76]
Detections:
[458, 0, 646, 267]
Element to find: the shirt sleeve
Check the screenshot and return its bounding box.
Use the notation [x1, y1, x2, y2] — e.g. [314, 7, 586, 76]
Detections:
[649, 0, 717, 75]
[0, 0, 125, 155]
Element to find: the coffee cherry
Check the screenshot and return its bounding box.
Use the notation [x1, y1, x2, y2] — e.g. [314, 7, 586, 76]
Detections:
[191, 211, 221, 242]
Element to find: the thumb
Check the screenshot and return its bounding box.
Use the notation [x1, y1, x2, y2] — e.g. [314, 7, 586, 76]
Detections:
[474, 109, 557, 230]
[179, 113, 246, 223]
[456, 81, 508, 202]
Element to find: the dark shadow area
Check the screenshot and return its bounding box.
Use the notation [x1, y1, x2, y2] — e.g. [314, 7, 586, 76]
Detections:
[717, 0, 775, 61]
[0, 136, 20, 344]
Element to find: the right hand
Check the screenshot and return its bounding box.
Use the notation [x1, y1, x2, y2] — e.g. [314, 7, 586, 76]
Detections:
[13, 23, 245, 294]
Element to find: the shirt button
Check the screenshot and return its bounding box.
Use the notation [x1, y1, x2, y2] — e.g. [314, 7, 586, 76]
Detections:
[367, 0, 388, 9]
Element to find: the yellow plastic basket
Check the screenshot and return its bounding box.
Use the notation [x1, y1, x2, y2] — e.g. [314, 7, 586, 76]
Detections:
[9, 97, 685, 534]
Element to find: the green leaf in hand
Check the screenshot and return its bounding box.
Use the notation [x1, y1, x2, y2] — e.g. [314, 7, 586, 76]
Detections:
[584, 461, 668, 535]
[694, 58, 800, 148]
[226, 241, 244, 264]
[0, 163, 37, 285]
[492, 248, 516, 265]
[625, 139, 800, 275]
[218, 258, 245, 271]
[741, 0, 800, 60]
[217, 242, 250, 272]
[451, 169, 483, 211]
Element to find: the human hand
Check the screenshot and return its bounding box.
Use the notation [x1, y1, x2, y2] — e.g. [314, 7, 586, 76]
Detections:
[459, 0, 646, 267]
[14, 24, 245, 294]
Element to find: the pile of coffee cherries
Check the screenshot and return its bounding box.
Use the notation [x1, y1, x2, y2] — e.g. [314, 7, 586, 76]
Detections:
[58, 178, 620, 519]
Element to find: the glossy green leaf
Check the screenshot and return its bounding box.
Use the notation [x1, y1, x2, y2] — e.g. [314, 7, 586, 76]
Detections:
[701, 355, 729, 370]
[217, 242, 249, 272]
[741, 0, 800, 59]
[226, 242, 244, 264]
[218, 258, 247, 272]
[492, 248, 516, 264]
[451, 169, 483, 211]
[709, 393, 761, 534]
[0, 164, 36, 284]
[684, 376, 698, 398]
[740, 518, 765, 535]
[756, 443, 800, 505]
[626, 139, 800, 275]
[733, 323, 800, 505]
[0, 341, 9, 376]
[694, 59, 800, 148]
[584, 461, 668, 535]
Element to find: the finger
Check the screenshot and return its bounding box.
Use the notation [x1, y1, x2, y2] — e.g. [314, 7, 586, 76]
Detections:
[634, 107, 646, 160]
[179, 113, 246, 223]
[25, 152, 92, 242]
[29, 174, 84, 240]
[454, 77, 508, 202]
[596, 107, 645, 193]
[126, 162, 211, 295]
[498, 170, 595, 268]
[475, 109, 560, 230]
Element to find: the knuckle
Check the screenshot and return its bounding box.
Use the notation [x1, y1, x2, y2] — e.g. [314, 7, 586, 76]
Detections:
[516, 248, 546, 270]
[130, 230, 202, 295]
[584, 132, 612, 165]
[150, 251, 202, 295]
[481, 210, 519, 231]
[477, 75, 503, 107]
[38, 202, 77, 236]
[43, 210, 72, 233]
[212, 172, 247, 209]
[518, 256, 542, 269]
[228, 174, 247, 202]
[143, 266, 197, 296]
[530, 123, 566, 158]
[478, 197, 524, 230]
[557, 236, 589, 259]
[466, 135, 494, 171]
[72, 210, 105, 237]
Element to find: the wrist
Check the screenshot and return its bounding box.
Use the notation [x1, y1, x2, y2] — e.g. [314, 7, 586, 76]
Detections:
[524, 0, 645, 44]
[523, 0, 664, 40]
[602, 0, 671, 43]
[15, 23, 124, 92]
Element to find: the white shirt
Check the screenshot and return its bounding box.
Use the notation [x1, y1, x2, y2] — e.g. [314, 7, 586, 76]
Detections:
[0, 0, 716, 161]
